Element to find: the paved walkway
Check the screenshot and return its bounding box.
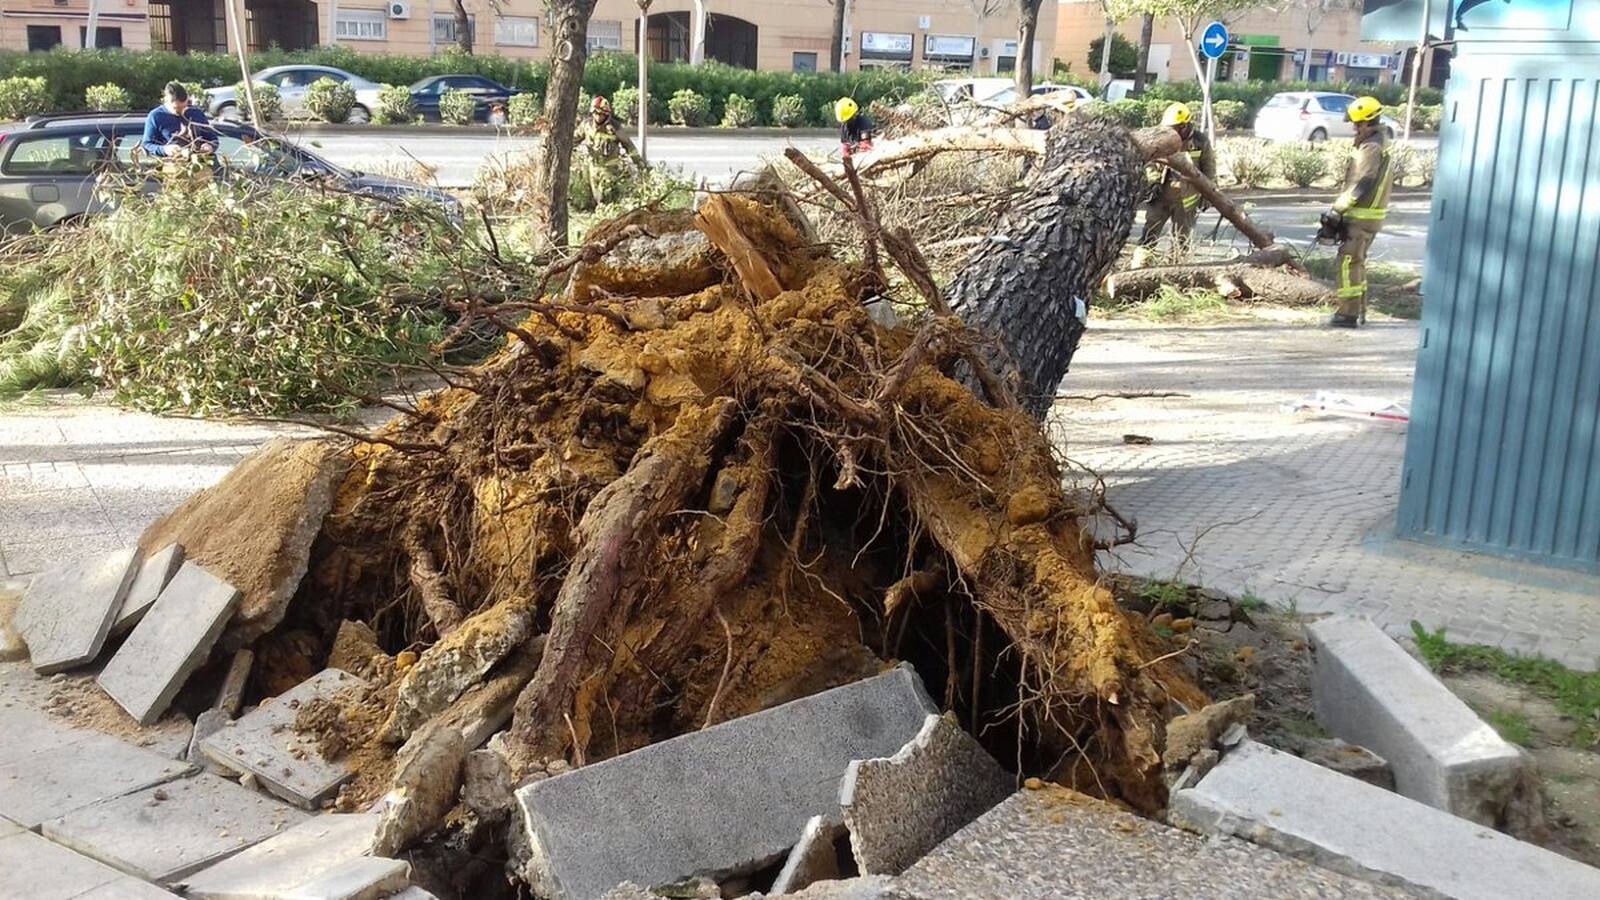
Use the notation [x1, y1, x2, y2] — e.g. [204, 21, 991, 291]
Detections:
[1059, 318, 1600, 670]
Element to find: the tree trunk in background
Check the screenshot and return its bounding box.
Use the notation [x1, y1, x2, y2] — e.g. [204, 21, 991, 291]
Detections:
[1098, 17, 1115, 85]
[1014, 0, 1042, 95]
[830, 1, 847, 72]
[948, 123, 1145, 417]
[541, 0, 600, 249]
[1133, 14, 1153, 93]
[452, 0, 472, 53]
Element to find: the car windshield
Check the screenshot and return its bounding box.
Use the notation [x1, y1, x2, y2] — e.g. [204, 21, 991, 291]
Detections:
[409, 78, 441, 93]
[1318, 95, 1353, 113]
[223, 133, 348, 179]
[1264, 94, 1302, 108]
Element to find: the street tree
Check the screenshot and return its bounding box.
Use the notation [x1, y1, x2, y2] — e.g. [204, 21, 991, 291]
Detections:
[1111, 0, 1257, 136]
[1014, 0, 1046, 94]
[828, 1, 847, 72]
[1133, 13, 1155, 92]
[540, 0, 601, 248]
[1292, 0, 1361, 79]
[452, 0, 473, 52]
[967, 0, 1007, 72]
[1093, 1, 1125, 86]
[1091, 31, 1138, 81]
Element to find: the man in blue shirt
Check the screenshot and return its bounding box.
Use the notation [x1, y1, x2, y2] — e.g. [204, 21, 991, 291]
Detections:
[142, 81, 216, 159]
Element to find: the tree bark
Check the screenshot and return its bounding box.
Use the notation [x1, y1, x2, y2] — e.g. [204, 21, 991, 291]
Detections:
[1014, 0, 1043, 95]
[1098, 17, 1115, 85]
[540, 0, 600, 249]
[830, 1, 847, 72]
[452, 0, 472, 53]
[1133, 14, 1153, 93]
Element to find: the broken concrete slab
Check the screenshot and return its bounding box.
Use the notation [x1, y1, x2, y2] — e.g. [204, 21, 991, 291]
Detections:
[200, 668, 370, 809]
[16, 547, 138, 674]
[112, 542, 184, 637]
[770, 815, 844, 895]
[0, 703, 87, 767]
[0, 727, 193, 827]
[180, 812, 382, 899]
[462, 747, 515, 823]
[514, 664, 937, 899]
[897, 783, 1414, 899]
[139, 437, 350, 649]
[386, 888, 441, 900]
[379, 599, 539, 744]
[784, 876, 894, 899]
[840, 713, 1013, 876]
[1301, 737, 1395, 791]
[99, 561, 241, 726]
[1307, 615, 1538, 827]
[188, 708, 233, 772]
[76, 876, 182, 899]
[0, 816, 19, 838]
[1171, 740, 1600, 900]
[41, 773, 308, 883]
[215, 649, 254, 716]
[372, 720, 465, 857]
[0, 829, 131, 900]
[276, 856, 409, 900]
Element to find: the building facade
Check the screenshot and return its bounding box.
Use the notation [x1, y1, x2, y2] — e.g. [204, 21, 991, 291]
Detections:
[0, 0, 1057, 76]
[1055, 0, 1404, 85]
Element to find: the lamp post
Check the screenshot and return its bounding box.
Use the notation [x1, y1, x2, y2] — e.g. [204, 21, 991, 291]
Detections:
[637, 0, 651, 164]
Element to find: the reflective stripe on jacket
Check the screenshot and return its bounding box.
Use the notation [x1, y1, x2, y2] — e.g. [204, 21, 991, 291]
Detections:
[1334, 131, 1394, 222]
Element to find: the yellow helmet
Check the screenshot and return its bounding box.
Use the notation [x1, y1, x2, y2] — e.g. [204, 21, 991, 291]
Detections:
[1161, 102, 1193, 127]
[834, 97, 859, 123]
[1348, 95, 1383, 124]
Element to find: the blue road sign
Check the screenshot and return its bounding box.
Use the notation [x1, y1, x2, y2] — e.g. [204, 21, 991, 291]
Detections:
[1200, 21, 1229, 60]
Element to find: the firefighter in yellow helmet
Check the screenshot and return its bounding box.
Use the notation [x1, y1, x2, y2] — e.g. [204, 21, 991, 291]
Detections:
[835, 97, 876, 158]
[1325, 95, 1394, 327]
[1130, 102, 1216, 268]
[576, 95, 641, 207]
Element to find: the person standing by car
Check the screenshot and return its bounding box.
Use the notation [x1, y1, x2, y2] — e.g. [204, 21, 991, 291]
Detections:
[835, 98, 875, 158]
[577, 96, 640, 206]
[1130, 103, 1215, 268]
[1325, 96, 1395, 328]
[142, 81, 217, 161]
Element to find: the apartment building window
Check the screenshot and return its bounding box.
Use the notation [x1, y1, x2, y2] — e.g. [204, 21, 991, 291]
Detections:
[587, 19, 622, 52]
[495, 15, 539, 47]
[335, 10, 387, 41]
[433, 13, 476, 46]
[792, 52, 817, 73]
[79, 26, 124, 48]
[27, 25, 62, 51]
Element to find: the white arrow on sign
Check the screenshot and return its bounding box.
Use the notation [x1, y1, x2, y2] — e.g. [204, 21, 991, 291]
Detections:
[1205, 33, 1226, 49]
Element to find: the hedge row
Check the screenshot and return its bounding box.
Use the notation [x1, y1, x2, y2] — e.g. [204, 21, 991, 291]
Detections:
[0, 48, 928, 127]
[1142, 79, 1444, 123]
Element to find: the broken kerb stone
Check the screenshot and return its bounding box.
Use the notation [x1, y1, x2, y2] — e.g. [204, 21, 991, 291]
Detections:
[770, 815, 845, 895]
[840, 712, 1013, 876]
[15, 547, 139, 674]
[514, 664, 937, 899]
[1172, 740, 1600, 900]
[111, 542, 184, 637]
[272, 855, 410, 900]
[40, 773, 308, 884]
[200, 668, 370, 809]
[1307, 615, 1539, 827]
[98, 561, 241, 726]
[180, 813, 383, 899]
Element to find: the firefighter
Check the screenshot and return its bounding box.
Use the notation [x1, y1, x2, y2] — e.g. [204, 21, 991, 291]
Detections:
[1326, 95, 1395, 328]
[1130, 102, 1215, 268]
[577, 96, 640, 206]
[835, 97, 876, 158]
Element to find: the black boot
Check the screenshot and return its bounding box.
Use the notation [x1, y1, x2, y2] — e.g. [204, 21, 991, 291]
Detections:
[1330, 313, 1360, 328]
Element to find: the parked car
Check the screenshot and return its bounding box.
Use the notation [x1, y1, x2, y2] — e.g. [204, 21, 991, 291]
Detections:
[209, 65, 384, 124]
[1031, 83, 1095, 103]
[1103, 79, 1137, 102]
[932, 77, 1016, 106]
[0, 112, 454, 233]
[409, 75, 525, 123]
[1253, 92, 1399, 142]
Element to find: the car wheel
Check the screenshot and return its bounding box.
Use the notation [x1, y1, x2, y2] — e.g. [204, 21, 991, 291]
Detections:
[1385, 126, 1396, 140]
[1309, 127, 1328, 142]
[217, 103, 242, 122]
[347, 105, 371, 124]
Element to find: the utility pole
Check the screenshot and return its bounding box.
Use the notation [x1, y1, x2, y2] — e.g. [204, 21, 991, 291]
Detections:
[224, 0, 260, 128]
[690, 0, 706, 65]
[85, 0, 100, 48]
[1402, 0, 1432, 142]
[637, 0, 651, 164]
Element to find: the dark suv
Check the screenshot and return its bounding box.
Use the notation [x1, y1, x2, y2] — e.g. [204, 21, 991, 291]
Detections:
[0, 112, 456, 233]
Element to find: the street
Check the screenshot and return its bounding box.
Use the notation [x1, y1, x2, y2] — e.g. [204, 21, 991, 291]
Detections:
[1195, 197, 1432, 268]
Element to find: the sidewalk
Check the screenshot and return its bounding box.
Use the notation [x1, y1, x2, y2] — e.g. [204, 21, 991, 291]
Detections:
[1060, 318, 1600, 670]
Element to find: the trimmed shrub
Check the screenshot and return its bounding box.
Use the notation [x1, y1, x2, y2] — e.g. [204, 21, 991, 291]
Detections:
[507, 92, 541, 127]
[1398, 103, 1442, 132]
[177, 82, 211, 111]
[84, 82, 132, 111]
[235, 82, 282, 122]
[1105, 99, 1147, 128]
[611, 86, 642, 124]
[1392, 143, 1437, 187]
[375, 84, 416, 124]
[305, 77, 357, 123]
[1274, 142, 1326, 187]
[772, 94, 807, 128]
[720, 92, 757, 128]
[438, 87, 476, 125]
[1218, 137, 1275, 188]
[0, 76, 50, 120]
[668, 88, 710, 126]
[1212, 99, 1249, 130]
[1144, 79, 1444, 124]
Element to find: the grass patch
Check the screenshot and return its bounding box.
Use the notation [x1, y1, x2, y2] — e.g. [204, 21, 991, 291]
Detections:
[1412, 621, 1600, 747]
[1237, 593, 1268, 611]
[1300, 254, 1418, 288]
[1138, 579, 1191, 610]
[1108, 285, 1236, 322]
[1484, 709, 1536, 747]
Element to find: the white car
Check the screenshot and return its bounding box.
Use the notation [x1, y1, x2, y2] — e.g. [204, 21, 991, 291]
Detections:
[208, 65, 384, 124]
[1253, 91, 1399, 142]
[932, 77, 1016, 106]
[1031, 83, 1095, 103]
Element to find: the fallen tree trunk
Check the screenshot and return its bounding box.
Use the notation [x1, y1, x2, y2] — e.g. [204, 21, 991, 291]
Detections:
[1104, 246, 1331, 306]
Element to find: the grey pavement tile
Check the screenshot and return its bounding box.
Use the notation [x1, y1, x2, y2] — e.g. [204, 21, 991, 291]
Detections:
[0, 830, 127, 900]
[0, 728, 193, 826]
[0, 491, 116, 546]
[0, 461, 90, 495]
[2, 532, 127, 577]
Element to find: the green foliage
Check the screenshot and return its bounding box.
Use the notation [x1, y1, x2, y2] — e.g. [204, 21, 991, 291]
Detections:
[1410, 621, 1600, 747]
[1274, 142, 1326, 187]
[1105, 98, 1149, 128]
[374, 84, 417, 125]
[1144, 79, 1444, 124]
[668, 88, 711, 126]
[1485, 709, 1535, 747]
[1400, 102, 1442, 131]
[0, 265, 86, 401]
[1211, 98, 1249, 130]
[720, 93, 758, 128]
[611, 86, 642, 124]
[1393, 143, 1437, 187]
[1129, 285, 1234, 320]
[1217, 136, 1276, 188]
[235, 82, 282, 122]
[1237, 593, 1267, 611]
[0, 175, 483, 414]
[304, 77, 357, 123]
[84, 82, 132, 112]
[772, 94, 808, 128]
[437, 87, 476, 125]
[0, 76, 50, 121]
[177, 82, 210, 110]
[1137, 579, 1191, 610]
[507, 92, 541, 127]
[1088, 33, 1139, 78]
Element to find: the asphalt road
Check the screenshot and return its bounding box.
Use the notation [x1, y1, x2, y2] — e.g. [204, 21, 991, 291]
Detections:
[298, 129, 1432, 266]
